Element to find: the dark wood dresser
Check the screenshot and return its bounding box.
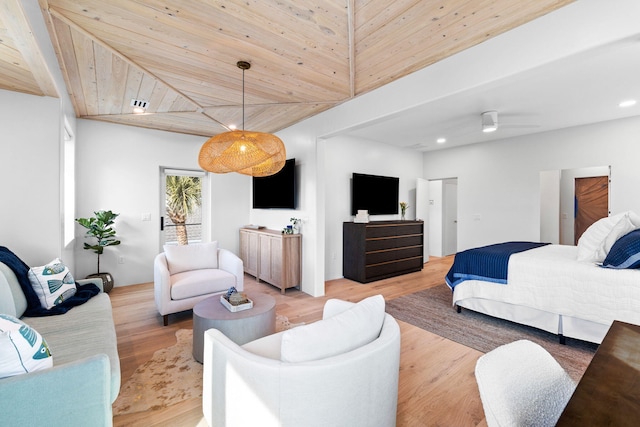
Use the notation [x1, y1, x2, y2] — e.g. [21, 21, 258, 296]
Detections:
[343, 220, 424, 283]
[556, 320, 640, 426]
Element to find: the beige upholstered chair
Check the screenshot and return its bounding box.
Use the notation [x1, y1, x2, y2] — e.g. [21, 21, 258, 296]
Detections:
[475, 340, 576, 427]
[154, 242, 243, 325]
[202, 295, 401, 427]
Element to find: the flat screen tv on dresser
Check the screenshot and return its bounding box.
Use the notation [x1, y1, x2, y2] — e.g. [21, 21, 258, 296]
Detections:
[351, 173, 399, 215]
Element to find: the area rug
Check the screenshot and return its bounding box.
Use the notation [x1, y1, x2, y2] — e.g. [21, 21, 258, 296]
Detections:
[386, 284, 599, 382]
[113, 314, 300, 416]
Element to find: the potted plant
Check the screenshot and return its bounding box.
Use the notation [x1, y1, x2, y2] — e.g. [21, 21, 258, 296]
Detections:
[290, 217, 302, 234]
[399, 202, 409, 220]
[76, 210, 121, 292]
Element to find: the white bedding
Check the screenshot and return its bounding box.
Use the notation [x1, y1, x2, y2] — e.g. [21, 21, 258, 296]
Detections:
[452, 244, 640, 342]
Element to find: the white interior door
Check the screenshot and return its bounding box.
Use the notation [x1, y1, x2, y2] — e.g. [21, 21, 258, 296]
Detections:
[416, 178, 430, 263]
[443, 179, 458, 256]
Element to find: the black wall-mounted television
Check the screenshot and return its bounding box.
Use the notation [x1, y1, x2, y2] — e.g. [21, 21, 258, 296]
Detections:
[252, 158, 296, 209]
[351, 173, 399, 215]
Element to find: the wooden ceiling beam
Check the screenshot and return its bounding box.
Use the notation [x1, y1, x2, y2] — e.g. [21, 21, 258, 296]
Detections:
[1, 0, 58, 97]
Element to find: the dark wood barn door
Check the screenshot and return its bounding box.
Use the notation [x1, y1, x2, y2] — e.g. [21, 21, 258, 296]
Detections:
[574, 176, 609, 244]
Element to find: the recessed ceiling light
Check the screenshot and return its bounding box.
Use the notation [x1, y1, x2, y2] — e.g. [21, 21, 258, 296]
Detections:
[436, 137, 446, 144]
[619, 99, 637, 108]
[229, 124, 237, 130]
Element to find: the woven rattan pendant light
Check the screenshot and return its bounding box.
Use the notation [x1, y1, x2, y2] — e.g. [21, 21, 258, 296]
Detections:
[198, 61, 286, 177]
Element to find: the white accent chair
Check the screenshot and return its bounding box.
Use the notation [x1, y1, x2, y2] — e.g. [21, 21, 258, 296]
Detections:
[202, 295, 401, 427]
[154, 242, 243, 325]
[475, 340, 576, 427]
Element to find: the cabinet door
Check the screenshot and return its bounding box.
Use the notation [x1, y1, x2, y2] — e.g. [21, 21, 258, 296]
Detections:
[258, 235, 273, 283]
[239, 231, 249, 271]
[240, 230, 258, 276]
[269, 236, 283, 287]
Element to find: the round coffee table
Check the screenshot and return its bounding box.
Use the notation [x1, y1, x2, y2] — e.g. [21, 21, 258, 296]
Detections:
[192, 292, 276, 363]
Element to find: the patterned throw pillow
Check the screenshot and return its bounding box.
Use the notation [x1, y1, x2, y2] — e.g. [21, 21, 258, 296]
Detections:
[0, 314, 53, 379]
[602, 229, 640, 269]
[28, 258, 77, 309]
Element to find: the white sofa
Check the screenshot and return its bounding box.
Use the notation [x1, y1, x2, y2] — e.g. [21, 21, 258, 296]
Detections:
[154, 242, 244, 325]
[202, 295, 401, 427]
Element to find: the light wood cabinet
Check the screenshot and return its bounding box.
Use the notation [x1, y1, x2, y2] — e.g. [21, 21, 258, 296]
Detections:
[239, 229, 259, 277]
[239, 228, 301, 294]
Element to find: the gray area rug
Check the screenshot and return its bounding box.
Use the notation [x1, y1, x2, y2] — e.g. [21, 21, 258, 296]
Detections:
[386, 284, 599, 381]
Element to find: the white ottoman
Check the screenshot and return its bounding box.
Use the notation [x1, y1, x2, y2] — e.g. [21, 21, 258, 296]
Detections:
[475, 340, 576, 427]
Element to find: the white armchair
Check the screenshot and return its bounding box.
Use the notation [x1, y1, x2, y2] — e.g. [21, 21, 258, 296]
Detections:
[202, 295, 401, 427]
[154, 242, 243, 325]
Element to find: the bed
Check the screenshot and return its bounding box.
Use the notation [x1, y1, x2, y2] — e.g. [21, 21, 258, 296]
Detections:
[446, 212, 640, 344]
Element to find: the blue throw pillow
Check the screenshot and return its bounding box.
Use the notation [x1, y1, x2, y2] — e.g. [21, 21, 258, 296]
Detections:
[602, 229, 640, 269]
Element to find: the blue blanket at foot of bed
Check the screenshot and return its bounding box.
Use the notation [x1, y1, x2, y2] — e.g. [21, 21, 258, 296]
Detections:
[445, 241, 550, 290]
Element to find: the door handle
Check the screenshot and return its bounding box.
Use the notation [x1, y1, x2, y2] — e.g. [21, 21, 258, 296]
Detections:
[160, 216, 164, 231]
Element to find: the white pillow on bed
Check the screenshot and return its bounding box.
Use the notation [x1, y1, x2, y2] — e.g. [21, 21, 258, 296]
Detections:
[577, 212, 640, 263]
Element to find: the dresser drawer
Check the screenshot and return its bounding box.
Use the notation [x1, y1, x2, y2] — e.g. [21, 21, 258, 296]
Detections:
[366, 245, 423, 265]
[366, 223, 423, 238]
[365, 257, 423, 280]
[366, 234, 423, 251]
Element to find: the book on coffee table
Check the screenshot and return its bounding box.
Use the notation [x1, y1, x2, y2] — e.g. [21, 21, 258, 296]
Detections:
[220, 295, 253, 312]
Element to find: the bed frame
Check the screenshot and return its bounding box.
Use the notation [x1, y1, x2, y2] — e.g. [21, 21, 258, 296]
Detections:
[453, 287, 611, 344]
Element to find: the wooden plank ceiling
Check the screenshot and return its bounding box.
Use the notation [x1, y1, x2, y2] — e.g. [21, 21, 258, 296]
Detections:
[0, 0, 574, 137]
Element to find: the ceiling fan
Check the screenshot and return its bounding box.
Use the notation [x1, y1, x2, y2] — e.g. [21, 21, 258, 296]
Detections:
[482, 110, 540, 133]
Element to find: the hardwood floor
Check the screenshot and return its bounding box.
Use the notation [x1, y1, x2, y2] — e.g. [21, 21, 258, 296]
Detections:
[110, 255, 487, 426]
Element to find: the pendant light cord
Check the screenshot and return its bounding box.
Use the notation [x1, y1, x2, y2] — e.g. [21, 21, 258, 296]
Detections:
[242, 67, 245, 131]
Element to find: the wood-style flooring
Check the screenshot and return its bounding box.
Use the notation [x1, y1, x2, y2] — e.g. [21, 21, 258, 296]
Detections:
[110, 255, 487, 426]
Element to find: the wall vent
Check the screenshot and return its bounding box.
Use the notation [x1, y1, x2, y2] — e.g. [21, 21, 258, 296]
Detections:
[130, 99, 148, 109]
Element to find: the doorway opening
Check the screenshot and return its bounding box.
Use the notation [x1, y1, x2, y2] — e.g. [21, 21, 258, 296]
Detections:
[428, 178, 458, 257]
[539, 165, 610, 245]
[160, 168, 208, 248]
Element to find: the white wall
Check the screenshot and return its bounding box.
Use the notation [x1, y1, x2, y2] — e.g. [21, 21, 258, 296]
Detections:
[323, 135, 424, 280]
[75, 119, 250, 286]
[0, 90, 64, 266]
[0, 3, 78, 270]
[423, 116, 640, 252]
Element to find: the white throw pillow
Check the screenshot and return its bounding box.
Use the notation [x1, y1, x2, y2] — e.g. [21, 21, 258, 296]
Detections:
[28, 258, 77, 309]
[0, 314, 53, 379]
[280, 294, 386, 363]
[577, 212, 627, 263]
[163, 241, 218, 275]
